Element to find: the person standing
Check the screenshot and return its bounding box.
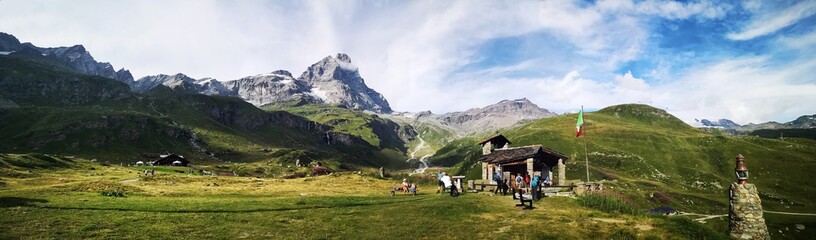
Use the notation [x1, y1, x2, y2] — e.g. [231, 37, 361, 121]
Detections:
[524, 174, 531, 192]
[531, 175, 540, 201]
[493, 171, 503, 194]
[515, 174, 524, 197]
[437, 170, 444, 193]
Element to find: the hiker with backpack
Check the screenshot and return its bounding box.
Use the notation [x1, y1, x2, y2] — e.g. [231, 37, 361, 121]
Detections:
[531, 174, 541, 201]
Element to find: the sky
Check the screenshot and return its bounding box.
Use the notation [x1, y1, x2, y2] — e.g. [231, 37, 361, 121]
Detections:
[0, 0, 815, 124]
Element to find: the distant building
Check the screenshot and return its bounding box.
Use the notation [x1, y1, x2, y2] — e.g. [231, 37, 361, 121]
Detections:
[479, 134, 568, 184]
[153, 154, 189, 166]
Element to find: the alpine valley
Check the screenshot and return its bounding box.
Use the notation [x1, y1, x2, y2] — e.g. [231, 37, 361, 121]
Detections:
[2, 32, 816, 239]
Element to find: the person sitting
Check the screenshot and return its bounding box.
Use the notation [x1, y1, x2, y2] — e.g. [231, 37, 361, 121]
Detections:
[402, 178, 410, 193]
[543, 176, 552, 186]
[441, 173, 458, 196]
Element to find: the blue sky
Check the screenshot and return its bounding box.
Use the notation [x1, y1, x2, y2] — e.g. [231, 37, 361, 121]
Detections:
[0, 0, 814, 124]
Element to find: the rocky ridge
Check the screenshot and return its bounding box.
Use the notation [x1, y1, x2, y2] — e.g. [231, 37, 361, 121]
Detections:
[0, 32, 134, 84]
[132, 54, 392, 113]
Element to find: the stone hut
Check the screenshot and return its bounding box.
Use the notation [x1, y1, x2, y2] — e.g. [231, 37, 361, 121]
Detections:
[479, 134, 568, 184]
[152, 154, 189, 166]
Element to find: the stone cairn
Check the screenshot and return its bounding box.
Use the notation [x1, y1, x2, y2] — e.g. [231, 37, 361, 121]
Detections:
[728, 154, 770, 240]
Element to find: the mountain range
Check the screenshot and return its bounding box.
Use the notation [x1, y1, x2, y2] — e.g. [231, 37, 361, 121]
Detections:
[0, 32, 134, 84]
[2, 30, 814, 168]
[0, 33, 390, 113]
[390, 98, 556, 134]
[0, 32, 557, 138]
[695, 115, 816, 132]
[130, 54, 393, 113]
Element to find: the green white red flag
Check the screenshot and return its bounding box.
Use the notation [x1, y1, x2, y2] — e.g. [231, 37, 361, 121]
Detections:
[576, 107, 584, 137]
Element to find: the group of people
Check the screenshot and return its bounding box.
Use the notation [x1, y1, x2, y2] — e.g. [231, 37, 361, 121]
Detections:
[142, 168, 155, 177]
[393, 178, 417, 195]
[436, 170, 459, 196]
[493, 169, 553, 199]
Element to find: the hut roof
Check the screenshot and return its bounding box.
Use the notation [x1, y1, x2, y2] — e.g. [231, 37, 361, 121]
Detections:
[478, 134, 511, 146]
[480, 145, 568, 166]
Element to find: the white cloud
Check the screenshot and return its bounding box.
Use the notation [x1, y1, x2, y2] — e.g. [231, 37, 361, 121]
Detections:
[631, 0, 729, 19]
[652, 57, 816, 124]
[727, 0, 816, 40]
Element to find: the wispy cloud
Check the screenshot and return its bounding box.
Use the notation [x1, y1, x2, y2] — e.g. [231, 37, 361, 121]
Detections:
[727, 0, 816, 40]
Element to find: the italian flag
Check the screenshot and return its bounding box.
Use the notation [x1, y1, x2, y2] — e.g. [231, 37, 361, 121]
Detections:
[576, 107, 584, 137]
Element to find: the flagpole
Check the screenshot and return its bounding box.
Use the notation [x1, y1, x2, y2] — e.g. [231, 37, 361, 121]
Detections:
[583, 106, 590, 183]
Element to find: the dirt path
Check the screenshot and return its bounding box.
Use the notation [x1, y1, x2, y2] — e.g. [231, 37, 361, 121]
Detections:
[120, 178, 139, 183]
[764, 210, 816, 216]
[409, 135, 432, 175]
[413, 155, 431, 174]
[678, 212, 728, 222]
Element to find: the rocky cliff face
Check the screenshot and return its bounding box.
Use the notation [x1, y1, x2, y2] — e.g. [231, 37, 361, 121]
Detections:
[132, 73, 230, 95]
[298, 54, 392, 113]
[0, 32, 133, 84]
[222, 70, 319, 106]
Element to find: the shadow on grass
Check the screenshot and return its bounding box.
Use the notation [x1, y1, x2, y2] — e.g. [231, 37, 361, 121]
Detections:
[0, 197, 48, 208]
[38, 195, 433, 214]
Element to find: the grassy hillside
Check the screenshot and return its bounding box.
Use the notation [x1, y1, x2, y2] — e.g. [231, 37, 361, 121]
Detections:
[436, 104, 816, 215]
[750, 128, 816, 140]
[272, 104, 412, 152]
[269, 104, 417, 169]
[0, 55, 132, 107]
[383, 116, 457, 158]
[0, 55, 407, 171]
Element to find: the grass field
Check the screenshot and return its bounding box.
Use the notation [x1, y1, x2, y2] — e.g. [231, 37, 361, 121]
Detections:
[0, 154, 738, 240]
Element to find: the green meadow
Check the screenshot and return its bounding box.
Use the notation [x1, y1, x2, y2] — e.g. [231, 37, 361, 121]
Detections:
[0, 153, 733, 239]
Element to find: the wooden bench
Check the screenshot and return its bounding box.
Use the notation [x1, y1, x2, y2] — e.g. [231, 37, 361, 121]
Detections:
[514, 190, 533, 209]
[474, 182, 498, 192]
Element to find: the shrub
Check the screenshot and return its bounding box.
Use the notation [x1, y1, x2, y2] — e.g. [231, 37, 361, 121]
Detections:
[311, 166, 330, 176]
[651, 192, 671, 204]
